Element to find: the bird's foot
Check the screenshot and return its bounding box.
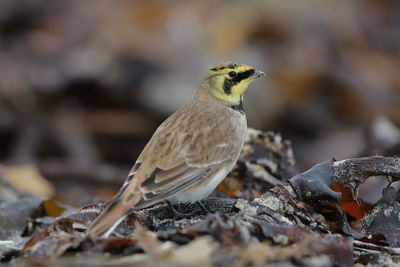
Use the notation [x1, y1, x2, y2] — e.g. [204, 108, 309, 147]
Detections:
[195, 201, 214, 215]
[166, 201, 193, 218]
[166, 201, 213, 218]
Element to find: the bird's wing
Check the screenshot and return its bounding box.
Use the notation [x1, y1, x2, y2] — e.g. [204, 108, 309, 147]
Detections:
[127, 117, 239, 208]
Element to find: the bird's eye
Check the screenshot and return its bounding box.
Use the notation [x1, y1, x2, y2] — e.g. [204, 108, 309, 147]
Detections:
[228, 71, 237, 78]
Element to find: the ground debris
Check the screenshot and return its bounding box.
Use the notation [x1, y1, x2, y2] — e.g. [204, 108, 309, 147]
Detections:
[2, 133, 400, 266]
[290, 156, 400, 241]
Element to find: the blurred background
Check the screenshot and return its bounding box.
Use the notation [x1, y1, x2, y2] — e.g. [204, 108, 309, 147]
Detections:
[0, 0, 399, 206]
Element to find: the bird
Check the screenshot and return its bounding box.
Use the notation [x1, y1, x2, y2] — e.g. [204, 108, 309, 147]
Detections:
[87, 62, 264, 237]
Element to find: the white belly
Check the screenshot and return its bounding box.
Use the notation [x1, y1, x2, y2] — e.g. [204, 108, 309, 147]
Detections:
[167, 167, 230, 204]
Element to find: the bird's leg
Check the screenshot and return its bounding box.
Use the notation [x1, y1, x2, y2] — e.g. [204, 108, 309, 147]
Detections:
[166, 201, 192, 218]
[196, 201, 213, 215]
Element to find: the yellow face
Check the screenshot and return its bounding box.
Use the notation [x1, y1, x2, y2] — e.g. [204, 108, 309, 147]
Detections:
[206, 62, 264, 105]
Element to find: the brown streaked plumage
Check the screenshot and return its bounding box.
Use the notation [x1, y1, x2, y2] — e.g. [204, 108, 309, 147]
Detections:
[87, 62, 264, 237]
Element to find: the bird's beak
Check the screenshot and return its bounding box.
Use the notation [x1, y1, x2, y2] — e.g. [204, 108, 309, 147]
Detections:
[251, 69, 265, 78]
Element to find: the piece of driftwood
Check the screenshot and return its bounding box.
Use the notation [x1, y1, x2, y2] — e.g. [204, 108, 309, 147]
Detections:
[333, 156, 400, 190]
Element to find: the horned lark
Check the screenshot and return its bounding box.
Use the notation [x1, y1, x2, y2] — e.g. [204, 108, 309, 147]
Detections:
[87, 62, 264, 237]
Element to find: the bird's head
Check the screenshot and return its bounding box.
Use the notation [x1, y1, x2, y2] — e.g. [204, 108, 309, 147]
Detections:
[200, 62, 264, 105]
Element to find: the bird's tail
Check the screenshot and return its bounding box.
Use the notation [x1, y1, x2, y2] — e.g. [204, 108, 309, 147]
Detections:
[86, 192, 139, 237]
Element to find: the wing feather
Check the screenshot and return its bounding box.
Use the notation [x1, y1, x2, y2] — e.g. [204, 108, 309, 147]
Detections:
[134, 166, 215, 209]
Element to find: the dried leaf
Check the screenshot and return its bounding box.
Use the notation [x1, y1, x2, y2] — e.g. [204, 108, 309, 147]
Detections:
[171, 236, 216, 267]
[94, 237, 141, 255]
[41, 199, 66, 217]
[25, 236, 81, 261]
[133, 222, 173, 260]
[253, 219, 353, 266]
[2, 165, 54, 198]
[23, 228, 50, 250]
